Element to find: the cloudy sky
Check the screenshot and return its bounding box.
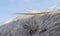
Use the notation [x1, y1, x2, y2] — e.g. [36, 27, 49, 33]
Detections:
[0, 0, 60, 23]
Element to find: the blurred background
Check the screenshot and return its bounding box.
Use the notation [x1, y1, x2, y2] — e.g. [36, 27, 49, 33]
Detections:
[0, 0, 60, 23]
